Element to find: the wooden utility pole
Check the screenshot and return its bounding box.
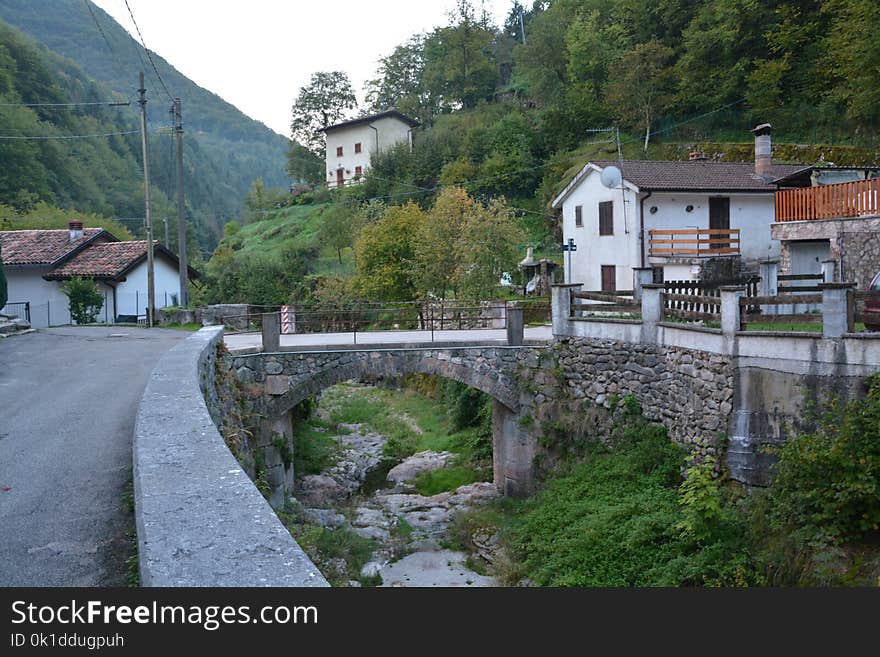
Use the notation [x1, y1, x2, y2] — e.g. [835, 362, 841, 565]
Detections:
[173, 97, 189, 307]
[138, 72, 156, 327]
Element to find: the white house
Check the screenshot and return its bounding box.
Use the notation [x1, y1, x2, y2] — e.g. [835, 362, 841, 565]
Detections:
[0, 221, 196, 327]
[551, 127, 803, 291]
[320, 110, 419, 187]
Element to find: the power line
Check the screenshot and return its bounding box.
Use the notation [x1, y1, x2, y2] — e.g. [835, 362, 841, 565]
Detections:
[0, 101, 130, 107]
[123, 0, 175, 102]
[0, 130, 140, 140]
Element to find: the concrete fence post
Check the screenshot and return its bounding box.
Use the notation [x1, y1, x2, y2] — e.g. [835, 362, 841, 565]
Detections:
[821, 259, 837, 284]
[551, 283, 581, 336]
[506, 306, 524, 345]
[758, 260, 778, 297]
[640, 283, 664, 344]
[819, 282, 855, 338]
[261, 312, 280, 352]
[632, 267, 655, 302]
[719, 285, 746, 340]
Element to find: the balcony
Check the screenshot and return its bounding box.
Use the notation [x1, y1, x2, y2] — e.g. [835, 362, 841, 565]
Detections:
[775, 178, 880, 222]
[648, 228, 740, 258]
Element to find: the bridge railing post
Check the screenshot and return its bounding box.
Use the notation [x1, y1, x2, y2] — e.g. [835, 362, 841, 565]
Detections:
[506, 305, 524, 345]
[261, 312, 280, 352]
[551, 283, 581, 336]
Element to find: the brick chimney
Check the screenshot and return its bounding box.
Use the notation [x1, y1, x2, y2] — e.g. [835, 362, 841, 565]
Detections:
[751, 123, 773, 179]
[68, 220, 84, 242]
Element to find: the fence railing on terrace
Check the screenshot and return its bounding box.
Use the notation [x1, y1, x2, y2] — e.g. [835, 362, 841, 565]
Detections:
[648, 228, 741, 257]
[775, 178, 880, 222]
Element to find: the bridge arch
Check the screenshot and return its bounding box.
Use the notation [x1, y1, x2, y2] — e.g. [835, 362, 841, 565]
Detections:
[263, 349, 522, 418]
[234, 346, 541, 498]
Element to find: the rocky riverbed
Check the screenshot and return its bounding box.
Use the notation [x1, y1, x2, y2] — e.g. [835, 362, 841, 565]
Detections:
[289, 404, 499, 587]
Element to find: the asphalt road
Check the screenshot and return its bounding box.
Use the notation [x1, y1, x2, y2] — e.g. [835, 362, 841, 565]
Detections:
[0, 326, 187, 586]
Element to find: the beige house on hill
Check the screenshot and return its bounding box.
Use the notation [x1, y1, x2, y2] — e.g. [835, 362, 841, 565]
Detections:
[320, 110, 418, 188]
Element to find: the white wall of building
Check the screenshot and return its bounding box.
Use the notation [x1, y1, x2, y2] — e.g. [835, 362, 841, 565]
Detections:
[4, 267, 116, 327]
[559, 171, 640, 290]
[115, 257, 181, 317]
[559, 168, 779, 289]
[324, 116, 412, 186]
[3, 256, 179, 326]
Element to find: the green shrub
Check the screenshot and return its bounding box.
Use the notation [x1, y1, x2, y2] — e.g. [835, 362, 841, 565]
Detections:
[412, 465, 488, 496]
[767, 376, 880, 542]
[61, 276, 103, 324]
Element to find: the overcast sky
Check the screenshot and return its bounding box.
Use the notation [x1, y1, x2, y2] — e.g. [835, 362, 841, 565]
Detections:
[91, 0, 513, 138]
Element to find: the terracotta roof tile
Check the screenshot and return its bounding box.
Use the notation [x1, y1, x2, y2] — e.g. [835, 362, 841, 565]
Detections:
[0, 228, 108, 265]
[591, 159, 805, 192]
[45, 241, 153, 280]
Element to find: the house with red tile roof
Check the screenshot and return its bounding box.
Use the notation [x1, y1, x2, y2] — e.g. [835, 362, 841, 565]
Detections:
[551, 125, 804, 291]
[0, 221, 197, 327]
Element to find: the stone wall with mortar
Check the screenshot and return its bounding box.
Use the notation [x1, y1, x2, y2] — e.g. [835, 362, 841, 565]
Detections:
[134, 326, 327, 586]
[772, 216, 880, 290]
[548, 337, 734, 463]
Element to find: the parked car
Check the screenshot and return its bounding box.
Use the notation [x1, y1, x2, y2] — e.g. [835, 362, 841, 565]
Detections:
[864, 272, 880, 330]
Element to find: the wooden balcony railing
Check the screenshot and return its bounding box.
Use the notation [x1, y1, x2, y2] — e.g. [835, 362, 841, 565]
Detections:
[649, 228, 740, 257]
[775, 178, 880, 222]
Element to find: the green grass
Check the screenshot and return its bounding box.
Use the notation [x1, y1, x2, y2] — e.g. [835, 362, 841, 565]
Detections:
[412, 465, 488, 496]
[279, 508, 378, 587]
[161, 322, 203, 331]
[291, 421, 339, 476]
[322, 384, 466, 457]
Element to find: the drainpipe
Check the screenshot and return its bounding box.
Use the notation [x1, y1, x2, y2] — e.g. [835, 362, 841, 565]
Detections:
[368, 124, 379, 160]
[639, 191, 653, 268]
[406, 127, 414, 152]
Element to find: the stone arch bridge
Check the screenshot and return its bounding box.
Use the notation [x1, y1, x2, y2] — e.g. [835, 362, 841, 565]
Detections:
[231, 344, 550, 499]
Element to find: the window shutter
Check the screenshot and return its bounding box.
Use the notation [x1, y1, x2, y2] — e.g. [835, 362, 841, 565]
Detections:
[599, 201, 614, 235]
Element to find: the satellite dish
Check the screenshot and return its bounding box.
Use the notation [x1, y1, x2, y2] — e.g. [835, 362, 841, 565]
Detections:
[600, 165, 622, 189]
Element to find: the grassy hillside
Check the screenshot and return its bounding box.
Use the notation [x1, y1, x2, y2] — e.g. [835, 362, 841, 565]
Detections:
[0, 0, 294, 249]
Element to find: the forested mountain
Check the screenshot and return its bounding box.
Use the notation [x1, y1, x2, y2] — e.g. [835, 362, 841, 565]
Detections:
[0, 0, 294, 252]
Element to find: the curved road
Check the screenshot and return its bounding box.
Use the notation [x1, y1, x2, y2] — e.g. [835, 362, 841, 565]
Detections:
[0, 327, 187, 586]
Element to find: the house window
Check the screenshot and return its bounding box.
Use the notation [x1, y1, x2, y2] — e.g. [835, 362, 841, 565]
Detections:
[336, 146, 343, 157]
[599, 201, 614, 235]
[354, 142, 362, 154]
[574, 205, 583, 227]
[355, 166, 362, 178]
[601, 265, 616, 292]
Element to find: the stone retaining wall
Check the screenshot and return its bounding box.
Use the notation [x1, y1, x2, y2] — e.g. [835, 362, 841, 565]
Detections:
[133, 326, 327, 586]
[551, 338, 734, 461]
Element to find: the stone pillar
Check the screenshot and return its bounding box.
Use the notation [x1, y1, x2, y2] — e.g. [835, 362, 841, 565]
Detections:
[551, 283, 581, 337]
[758, 260, 778, 296]
[821, 259, 837, 284]
[719, 286, 746, 341]
[506, 306, 524, 345]
[262, 312, 280, 353]
[492, 400, 536, 497]
[258, 408, 294, 510]
[640, 283, 664, 344]
[820, 282, 855, 338]
[632, 267, 655, 302]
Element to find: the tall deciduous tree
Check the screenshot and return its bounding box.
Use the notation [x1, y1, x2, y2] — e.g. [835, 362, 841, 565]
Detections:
[422, 0, 499, 111]
[353, 202, 425, 301]
[455, 196, 525, 299]
[290, 71, 357, 156]
[364, 36, 433, 122]
[414, 186, 475, 299]
[605, 40, 675, 153]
